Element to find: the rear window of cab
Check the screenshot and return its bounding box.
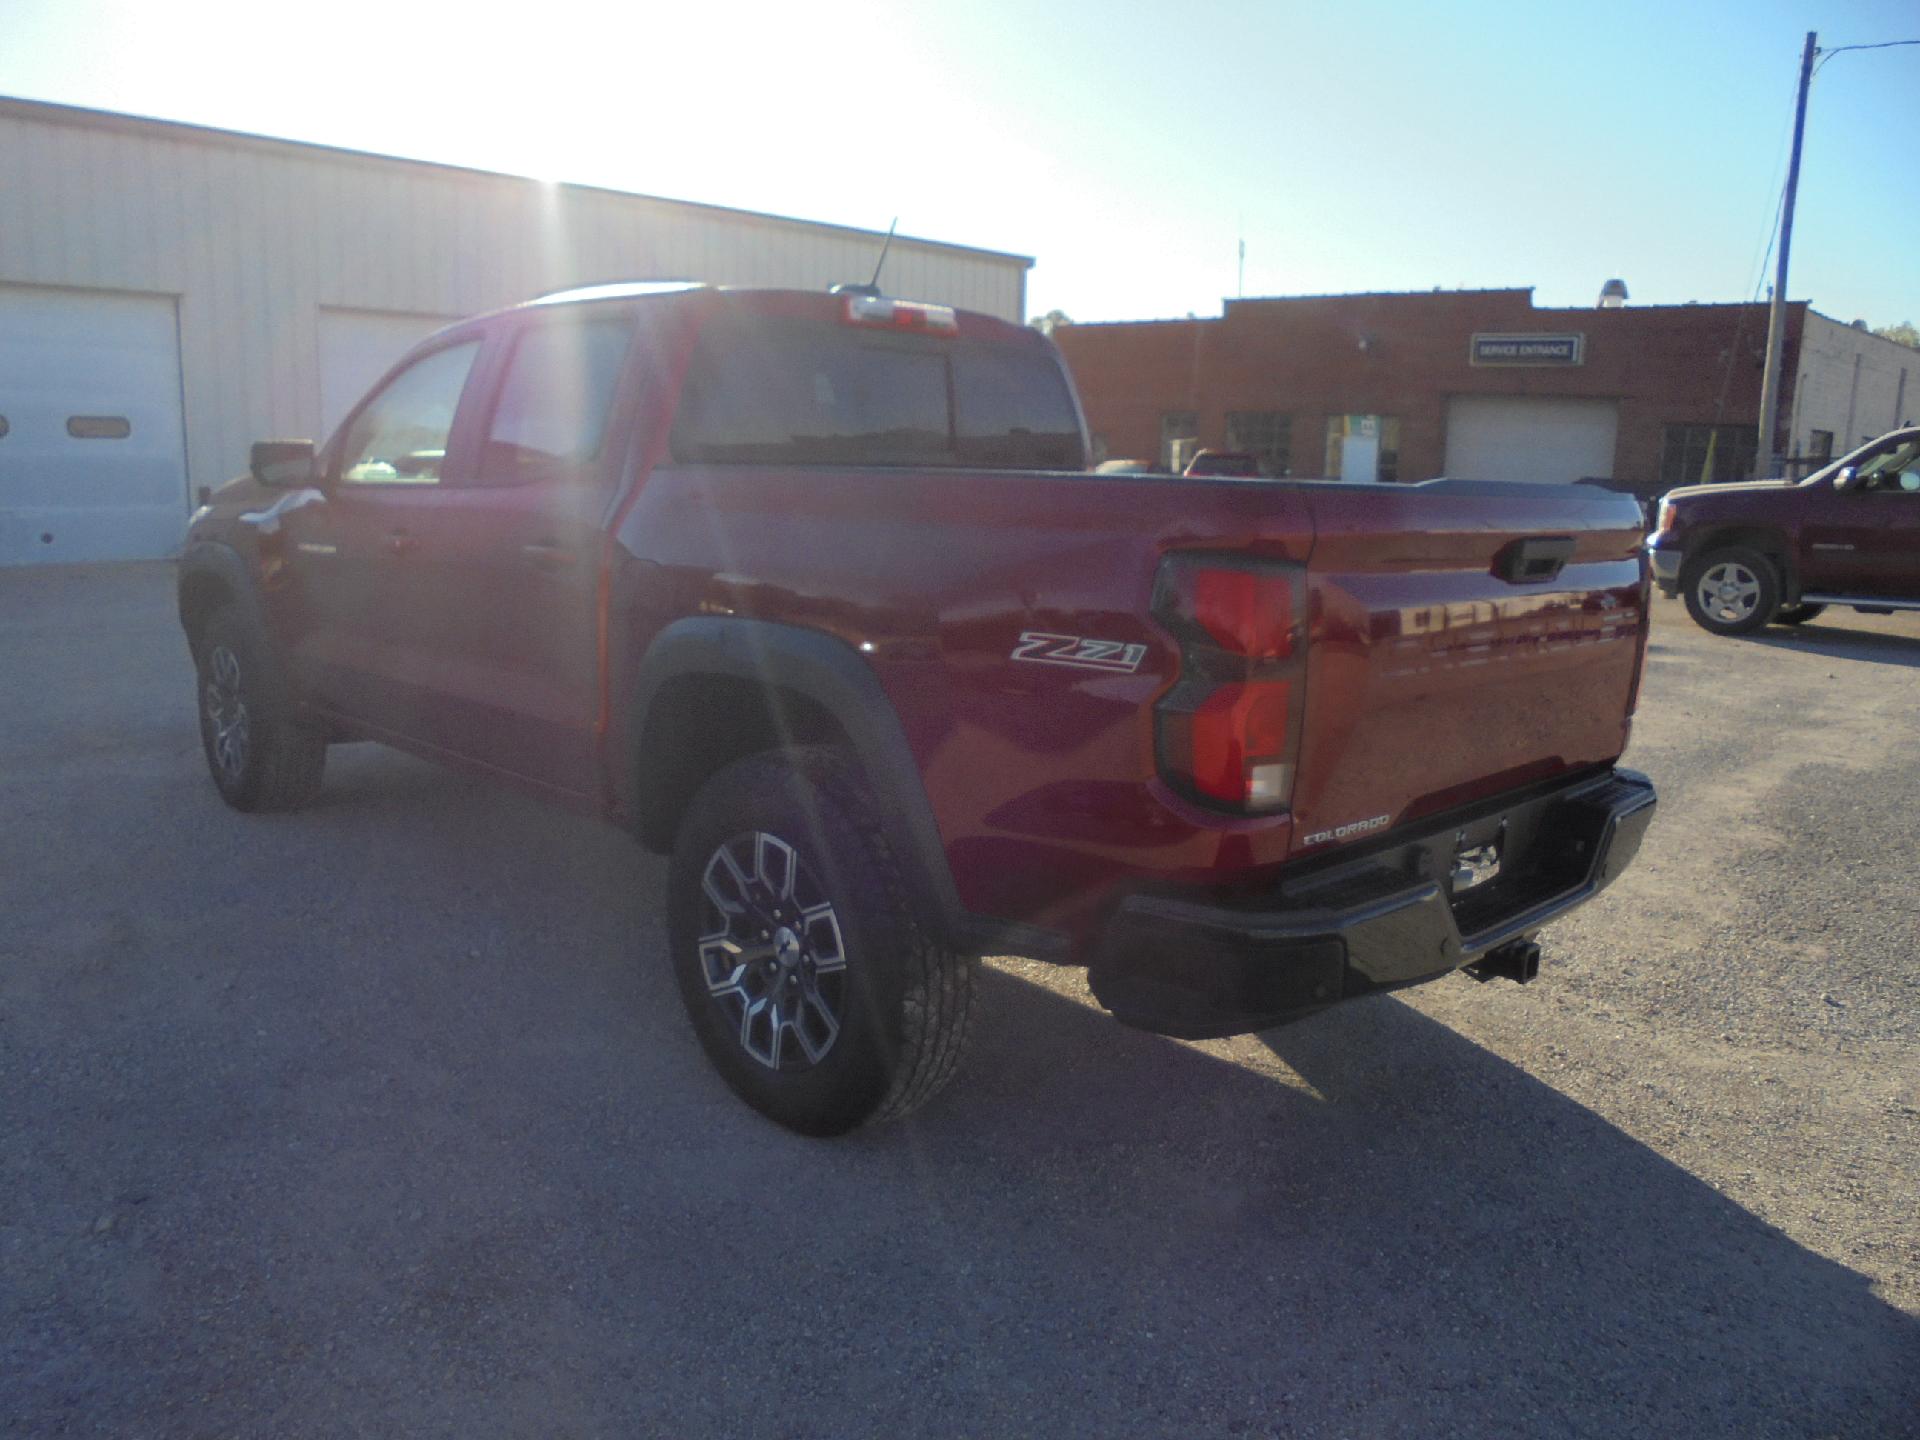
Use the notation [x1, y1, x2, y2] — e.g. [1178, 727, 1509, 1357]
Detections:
[669, 318, 1085, 471]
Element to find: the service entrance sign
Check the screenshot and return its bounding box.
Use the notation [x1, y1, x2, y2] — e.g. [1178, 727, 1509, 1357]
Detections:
[1470, 333, 1585, 366]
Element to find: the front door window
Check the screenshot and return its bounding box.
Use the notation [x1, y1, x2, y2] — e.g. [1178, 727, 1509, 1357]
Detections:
[1850, 435, 1920, 493]
[336, 341, 481, 485]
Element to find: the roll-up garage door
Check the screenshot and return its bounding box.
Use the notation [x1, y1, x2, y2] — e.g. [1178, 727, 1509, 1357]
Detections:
[318, 308, 459, 441]
[0, 285, 189, 565]
[1443, 396, 1619, 485]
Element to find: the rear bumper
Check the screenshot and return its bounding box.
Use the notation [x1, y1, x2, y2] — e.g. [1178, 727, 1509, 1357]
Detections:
[1086, 768, 1656, 1038]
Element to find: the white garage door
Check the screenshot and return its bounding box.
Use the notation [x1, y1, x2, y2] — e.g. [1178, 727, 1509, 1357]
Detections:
[1444, 396, 1620, 484]
[318, 307, 459, 441]
[0, 285, 189, 565]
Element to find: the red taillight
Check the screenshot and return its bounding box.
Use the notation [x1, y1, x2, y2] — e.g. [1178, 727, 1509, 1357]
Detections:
[1153, 556, 1305, 814]
[1188, 568, 1294, 661]
[1159, 681, 1294, 808]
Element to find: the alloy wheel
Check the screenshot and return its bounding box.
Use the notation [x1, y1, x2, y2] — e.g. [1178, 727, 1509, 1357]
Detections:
[697, 831, 848, 1071]
[1697, 561, 1762, 625]
[203, 644, 251, 782]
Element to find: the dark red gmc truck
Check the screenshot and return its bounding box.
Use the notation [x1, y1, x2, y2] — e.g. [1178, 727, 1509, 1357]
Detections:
[177, 284, 1656, 1134]
[1647, 426, 1920, 634]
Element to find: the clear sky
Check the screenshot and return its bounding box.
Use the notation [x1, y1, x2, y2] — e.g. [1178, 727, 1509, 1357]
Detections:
[2, 0, 1914, 327]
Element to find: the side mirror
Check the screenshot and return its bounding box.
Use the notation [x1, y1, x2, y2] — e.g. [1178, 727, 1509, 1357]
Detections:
[1832, 464, 1862, 492]
[250, 439, 317, 487]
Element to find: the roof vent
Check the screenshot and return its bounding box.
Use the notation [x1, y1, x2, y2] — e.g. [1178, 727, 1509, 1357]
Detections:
[1597, 278, 1629, 309]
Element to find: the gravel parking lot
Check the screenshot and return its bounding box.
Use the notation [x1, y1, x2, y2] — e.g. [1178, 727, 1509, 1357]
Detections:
[3, 562, 1916, 1439]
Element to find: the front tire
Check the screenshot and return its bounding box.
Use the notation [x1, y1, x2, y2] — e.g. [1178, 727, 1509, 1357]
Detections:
[667, 748, 975, 1135]
[1682, 546, 1779, 636]
[195, 606, 327, 812]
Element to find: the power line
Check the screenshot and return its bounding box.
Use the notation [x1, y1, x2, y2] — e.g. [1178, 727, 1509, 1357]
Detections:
[1814, 38, 1920, 76]
[1752, 34, 1918, 468]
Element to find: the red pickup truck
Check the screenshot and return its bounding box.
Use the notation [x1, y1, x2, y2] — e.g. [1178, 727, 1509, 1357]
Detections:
[1647, 427, 1920, 634]
[178, 284, 1656, 1134]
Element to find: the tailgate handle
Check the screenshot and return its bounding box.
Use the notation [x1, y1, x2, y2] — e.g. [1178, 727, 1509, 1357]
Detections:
[1494, 535, 1576, 584]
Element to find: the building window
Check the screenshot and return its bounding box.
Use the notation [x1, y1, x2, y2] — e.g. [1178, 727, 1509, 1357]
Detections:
[1324, 415, 1401, 482]
[1225, 411, 1292, 476]
[66, 416, 131, 440]
[1160, 411, 1198, 471]
[1808, 429, 1834, 463]
[1660, 424, 1757, 485]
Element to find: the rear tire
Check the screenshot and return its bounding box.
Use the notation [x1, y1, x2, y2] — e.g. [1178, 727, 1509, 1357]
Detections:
[1682, 546, 1779, 636]
[1773, 603, 1826, 626]
[195, 606, 327, 812]
[667, 747, 975, 1135]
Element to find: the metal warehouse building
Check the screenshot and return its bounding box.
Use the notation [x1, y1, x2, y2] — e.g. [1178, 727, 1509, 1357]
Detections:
[0, 96, 1032, 566]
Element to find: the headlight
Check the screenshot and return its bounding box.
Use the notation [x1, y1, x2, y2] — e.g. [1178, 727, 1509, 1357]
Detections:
[1655, 497, 1676, 533]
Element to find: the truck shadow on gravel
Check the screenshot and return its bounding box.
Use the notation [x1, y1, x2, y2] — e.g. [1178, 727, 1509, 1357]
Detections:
[1746, 623, 1920, 670]
[910, 967, 1919, 1437]
[16, 742, 1916, 1440]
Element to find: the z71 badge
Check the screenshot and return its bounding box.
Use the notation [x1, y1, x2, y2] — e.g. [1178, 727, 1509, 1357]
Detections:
[1011, 631, 1148, 674]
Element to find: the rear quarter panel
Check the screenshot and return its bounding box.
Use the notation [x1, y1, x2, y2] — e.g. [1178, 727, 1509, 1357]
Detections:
[612, 468, 1315, 940]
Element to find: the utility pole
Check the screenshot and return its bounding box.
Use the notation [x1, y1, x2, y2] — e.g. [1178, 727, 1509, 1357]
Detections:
[1756, 31, 1816, 478]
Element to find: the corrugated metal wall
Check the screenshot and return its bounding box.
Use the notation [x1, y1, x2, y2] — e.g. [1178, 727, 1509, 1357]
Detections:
[0, 100, 1030, 502]
[1790, 313, 1917, 457]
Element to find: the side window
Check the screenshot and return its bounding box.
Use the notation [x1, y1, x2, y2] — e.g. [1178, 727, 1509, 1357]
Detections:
[1856, 437, 1920, 493]
[479, 316, 634, 484]
[336, 340, 481, 485]
[670, 323, 952, 466]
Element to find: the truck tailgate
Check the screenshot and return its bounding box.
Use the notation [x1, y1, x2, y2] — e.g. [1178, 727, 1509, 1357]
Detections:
[1290, 481, 1646, 856]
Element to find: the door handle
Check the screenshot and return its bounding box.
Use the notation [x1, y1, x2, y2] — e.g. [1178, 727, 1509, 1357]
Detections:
[518, 541, 577, 571]
[383, 529, 418, 557]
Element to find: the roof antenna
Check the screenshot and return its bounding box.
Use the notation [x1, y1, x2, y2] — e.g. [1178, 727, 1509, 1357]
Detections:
[832, 217, 897, 299]
[868, 217, 898, 290]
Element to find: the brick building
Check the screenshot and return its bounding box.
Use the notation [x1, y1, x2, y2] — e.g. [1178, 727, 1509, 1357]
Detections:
[1052, 288, 1917, 492]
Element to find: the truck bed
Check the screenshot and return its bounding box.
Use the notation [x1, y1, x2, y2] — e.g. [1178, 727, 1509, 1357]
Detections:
[614, 465, 1649, 947]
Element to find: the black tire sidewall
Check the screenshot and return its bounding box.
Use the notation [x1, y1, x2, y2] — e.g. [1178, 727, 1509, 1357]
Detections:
[667, 752, 911, 1136]
[1682, 546, 1779, 635]
[195, 606, 310, 811]
[197, 609, 264, 807]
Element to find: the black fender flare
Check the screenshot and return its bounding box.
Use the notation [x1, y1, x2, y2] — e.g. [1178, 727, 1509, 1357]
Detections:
[627, 616, 976, 950]
[176, 540, 269, 657]
[1683, 526, 1800, 602]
